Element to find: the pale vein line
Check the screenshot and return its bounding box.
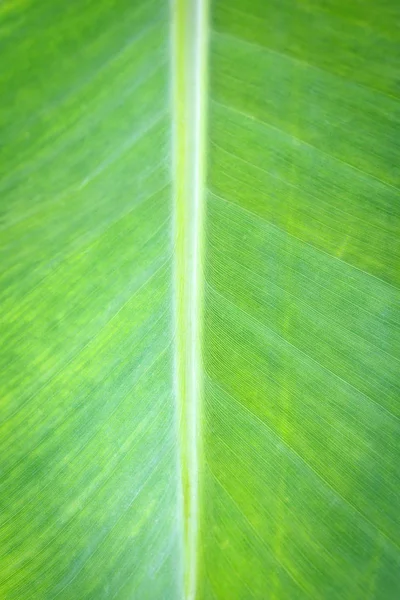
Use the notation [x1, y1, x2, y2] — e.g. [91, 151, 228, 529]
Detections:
[211, 98, 400, 194]
[206, 280, 400, 424]
[0, 310, 172, 495]
[209, 189, 400, 293]
[6, 9, 162, 132]
[1, 406, 173, 587]
[0, 255, 172, 427]
[0, 23, 166, 196]
[0, 349, 172, 561]
[1, 111, 168, 236]
[206, 463, 311, 598]
[199, 473, 256, 600]
[207, 242, 400, 362]
[215, 161, 388, 246]
[49, 450, 173, 599]
[210, 139, 397, 235]
[2, 178, 170, 324]
[204, 298, 400, 483]
[206, 374, 400, 553]
[203, 401, 379, 586]
[217, 0, 398, 46]
[207, 225, 400, 327]
[204, 319, 398, 481]
[110, 526, 179, 599]
[212, 28, 400, 105]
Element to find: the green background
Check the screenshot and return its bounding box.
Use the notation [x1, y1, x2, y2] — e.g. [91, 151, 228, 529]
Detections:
[1, 0, 399, 598]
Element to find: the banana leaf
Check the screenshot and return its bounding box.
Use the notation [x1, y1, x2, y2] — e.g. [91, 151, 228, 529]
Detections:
[0, 0, 399, 598]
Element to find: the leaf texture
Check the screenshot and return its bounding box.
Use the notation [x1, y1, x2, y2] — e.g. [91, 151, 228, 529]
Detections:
[0, 1, 182, 598]
[0, 0, 399, 599]
[200, 1, 400, 598]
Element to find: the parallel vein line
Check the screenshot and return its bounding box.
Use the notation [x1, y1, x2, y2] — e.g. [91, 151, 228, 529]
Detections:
[208, 242, 400, 362]
[210, 139, 397, 234]
[206, 280, 400, 424]
[212, 27, 400, 104]
[209, 188, 400, 292]
[0, 255, 172, 427]
[211, 98, 400, 194]
[206, 374, 400, 552]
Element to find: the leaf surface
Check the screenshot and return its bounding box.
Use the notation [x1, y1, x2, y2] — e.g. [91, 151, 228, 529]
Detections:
[0, 0, 399, 598]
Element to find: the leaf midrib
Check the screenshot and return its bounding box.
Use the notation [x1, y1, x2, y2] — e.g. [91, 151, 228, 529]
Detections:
[172, 0, 209, 597]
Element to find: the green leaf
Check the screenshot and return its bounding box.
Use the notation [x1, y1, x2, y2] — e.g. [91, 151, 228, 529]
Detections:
[0, 0, 399, 599]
